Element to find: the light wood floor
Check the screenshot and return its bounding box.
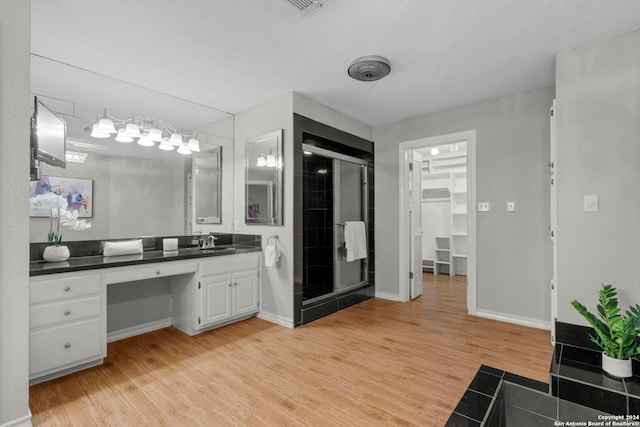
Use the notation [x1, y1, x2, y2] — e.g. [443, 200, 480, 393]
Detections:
[30, 273, 553, 426]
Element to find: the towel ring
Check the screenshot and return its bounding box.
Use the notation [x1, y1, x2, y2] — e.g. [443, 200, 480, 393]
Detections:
[267, 235, 279, 247]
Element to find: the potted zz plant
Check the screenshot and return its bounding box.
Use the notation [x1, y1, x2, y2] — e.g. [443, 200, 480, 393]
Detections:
[572, 284, 640, 378]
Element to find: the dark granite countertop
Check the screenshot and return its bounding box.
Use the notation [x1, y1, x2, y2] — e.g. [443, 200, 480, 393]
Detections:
[30, 244, 262, 276]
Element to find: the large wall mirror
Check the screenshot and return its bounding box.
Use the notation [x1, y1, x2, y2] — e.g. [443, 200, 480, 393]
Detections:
[29, 55, 234, 242]
[245, 129, 283, 226]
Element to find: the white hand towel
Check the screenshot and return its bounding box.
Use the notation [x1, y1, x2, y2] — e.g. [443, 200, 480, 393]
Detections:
[344, 221, 367, 262]
[264, 243, 280, 267]
[103, 239, 143, 257]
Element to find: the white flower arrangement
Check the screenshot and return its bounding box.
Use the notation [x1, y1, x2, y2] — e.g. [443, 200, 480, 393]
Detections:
[29, 193, 91, 245]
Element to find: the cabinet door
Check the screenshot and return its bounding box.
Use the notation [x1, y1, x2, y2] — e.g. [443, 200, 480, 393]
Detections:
[231, 270, 259, 317]
[199, 274, 232, 328]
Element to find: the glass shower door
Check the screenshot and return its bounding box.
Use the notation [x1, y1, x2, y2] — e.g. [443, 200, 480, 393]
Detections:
[335, 159, 368, 292]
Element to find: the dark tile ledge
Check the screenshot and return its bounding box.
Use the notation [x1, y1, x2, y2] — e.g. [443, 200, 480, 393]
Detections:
[30, 234, 262, 276]
[551, 343, 640, 416]
[446, 365, 549, 426]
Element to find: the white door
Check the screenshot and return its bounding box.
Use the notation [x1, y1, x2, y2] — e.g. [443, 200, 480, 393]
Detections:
[232, 270, 259, 316]
[199, 274, 232, 328]
[550, 100, 557, 343]
[409, 152, 423, 299]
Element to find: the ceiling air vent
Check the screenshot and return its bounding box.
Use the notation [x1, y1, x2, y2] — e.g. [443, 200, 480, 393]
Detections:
[287, 0, 331, 16]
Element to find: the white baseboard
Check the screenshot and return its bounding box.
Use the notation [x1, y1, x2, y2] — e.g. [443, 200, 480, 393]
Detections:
[374, 291, 404, 302]
[0, 411, 32, 427]
[256, 311, 294, 329]
[476, 309, 551, 330]
[107, 318, 172, 343]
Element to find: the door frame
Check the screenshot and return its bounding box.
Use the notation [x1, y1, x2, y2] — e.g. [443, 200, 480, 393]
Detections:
[398, 130, 477, 314]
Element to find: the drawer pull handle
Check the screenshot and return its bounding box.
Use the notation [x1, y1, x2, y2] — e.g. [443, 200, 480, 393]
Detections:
[64, 286, 71, 292]
[156, 271, 161, 275]
[64, 343, 71, 349]
[64, 309, 71, 316]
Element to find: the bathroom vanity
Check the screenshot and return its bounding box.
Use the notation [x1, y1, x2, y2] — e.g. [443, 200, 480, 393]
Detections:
[28, 236, 261, 384]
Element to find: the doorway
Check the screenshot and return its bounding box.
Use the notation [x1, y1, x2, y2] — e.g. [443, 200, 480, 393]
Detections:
[398, 130, 477, 315]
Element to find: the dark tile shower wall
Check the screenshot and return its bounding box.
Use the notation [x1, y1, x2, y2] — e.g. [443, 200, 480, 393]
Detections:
[303, 155, 334, 300]
[293, 113, 375, 327]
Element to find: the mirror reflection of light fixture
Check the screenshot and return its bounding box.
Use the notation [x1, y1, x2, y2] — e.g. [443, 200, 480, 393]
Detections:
[187, 136, 200, 152]
[431, 146, 440, 155]
[177, 142, 191, 155]
[89, 109, 198, 155]
[452, 143, 460, 152]
[256, 154, 267, 167]
[158, 137, 175, 151]
[148, 127, 163, 142]
[265, 150, 277, 168]
[90, 123, 110, 138]
[137, 132, 155, 147]
[115, 128, 133, 143]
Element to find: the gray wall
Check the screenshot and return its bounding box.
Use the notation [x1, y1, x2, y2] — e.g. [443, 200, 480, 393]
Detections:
[32, 154, 186, 242]
[373, 86, 554, 323]
[555, 29, 640, 324]
[0, 0, 31, 425]
[107, 279, 172, 334]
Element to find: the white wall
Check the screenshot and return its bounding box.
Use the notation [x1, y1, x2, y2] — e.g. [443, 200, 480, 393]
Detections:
[0, 1, 32, 425]
[555, 29, 640, 325]
[234, 93, 295, 327]
[373, 86, 554, 324]
[233, 92, 372, 327]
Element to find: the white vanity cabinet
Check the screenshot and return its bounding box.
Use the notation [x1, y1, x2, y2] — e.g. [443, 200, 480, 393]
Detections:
[29, 272, 106, 383]
[172, 252, 261, 335]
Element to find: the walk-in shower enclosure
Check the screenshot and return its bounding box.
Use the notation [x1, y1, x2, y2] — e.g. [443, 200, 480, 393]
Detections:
[293, 114, 375, 326]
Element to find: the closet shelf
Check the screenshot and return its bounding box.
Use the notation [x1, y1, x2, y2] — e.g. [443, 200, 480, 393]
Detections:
[452, 233, 468, 237]
[452, 253, 467, 258]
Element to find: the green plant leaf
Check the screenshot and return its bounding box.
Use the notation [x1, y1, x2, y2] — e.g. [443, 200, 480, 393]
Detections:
[571, 284, 640, 360]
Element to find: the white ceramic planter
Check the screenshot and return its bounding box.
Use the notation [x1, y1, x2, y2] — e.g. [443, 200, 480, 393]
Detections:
[42, 245, 70, 263]
[602, 353, 633, 378]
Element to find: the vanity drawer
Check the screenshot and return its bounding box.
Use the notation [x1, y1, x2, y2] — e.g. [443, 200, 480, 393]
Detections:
[30, 317, 103, 378]
[30, 296, 101, 330]
[30, 274, 101, 304]
[105, 261, 197, 284]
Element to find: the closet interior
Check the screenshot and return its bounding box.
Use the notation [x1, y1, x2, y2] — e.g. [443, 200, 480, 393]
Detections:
[420, 142, 468, 276]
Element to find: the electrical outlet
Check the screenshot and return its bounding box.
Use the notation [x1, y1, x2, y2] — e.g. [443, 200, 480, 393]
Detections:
[507, 201, 515, 212]
[478, 202, 490, 212]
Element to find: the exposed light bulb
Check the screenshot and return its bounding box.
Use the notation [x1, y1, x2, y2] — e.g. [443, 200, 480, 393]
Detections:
[431, 146, 440, 155]
[256, 155, 267, 167]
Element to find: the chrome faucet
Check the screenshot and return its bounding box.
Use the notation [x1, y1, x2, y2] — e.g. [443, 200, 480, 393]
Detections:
[206, 234, 218, 248]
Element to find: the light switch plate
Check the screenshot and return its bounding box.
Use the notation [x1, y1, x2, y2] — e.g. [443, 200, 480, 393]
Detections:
[507, 201, 515, 212]
[584, 195, 598, 212]
[478, 202, 490, 212]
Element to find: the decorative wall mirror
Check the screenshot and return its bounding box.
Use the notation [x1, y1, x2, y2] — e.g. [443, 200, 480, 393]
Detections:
[245, 129, 283, 225]
[194, 148, 222, 224]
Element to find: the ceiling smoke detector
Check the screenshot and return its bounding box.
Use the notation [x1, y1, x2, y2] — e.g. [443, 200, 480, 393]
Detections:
[347, 55, 391, 82]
